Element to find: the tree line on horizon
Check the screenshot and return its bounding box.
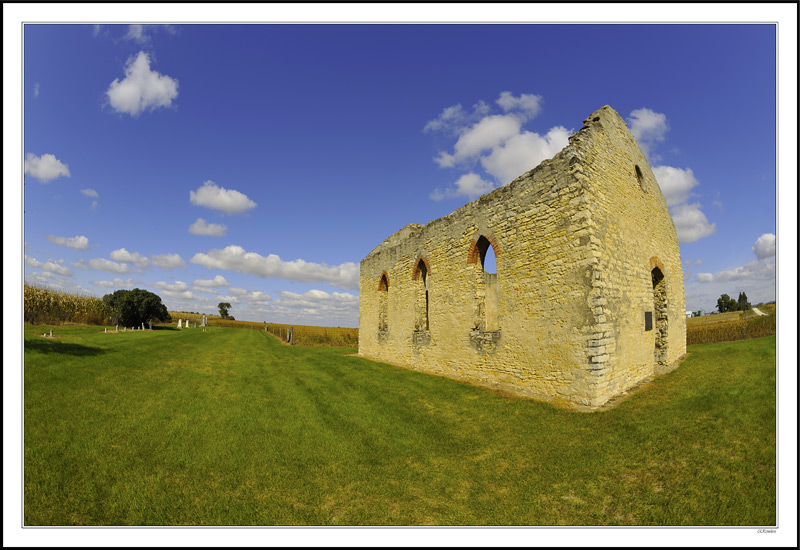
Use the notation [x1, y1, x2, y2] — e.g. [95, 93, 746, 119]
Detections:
[716, 292, 751, 314]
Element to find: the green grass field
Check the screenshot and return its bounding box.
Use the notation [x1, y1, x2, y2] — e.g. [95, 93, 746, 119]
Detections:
[23, 324, 776, 526]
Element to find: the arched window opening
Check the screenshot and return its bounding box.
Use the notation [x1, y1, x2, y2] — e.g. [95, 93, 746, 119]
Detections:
[378, 272, 389, 292]
[651, 267, 667, 364]
[635, 165, 647, 191]
[378, 272, 389, 334]
[474, 235, 499, 331]
[414, 258, 429, 331]
[475, 235, 497, 274]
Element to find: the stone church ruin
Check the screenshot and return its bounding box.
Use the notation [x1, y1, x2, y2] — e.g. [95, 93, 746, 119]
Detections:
[358, 106, 686, 410]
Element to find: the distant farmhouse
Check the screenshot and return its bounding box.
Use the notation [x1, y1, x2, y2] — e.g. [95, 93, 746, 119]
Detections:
[359, 106, 687, 410]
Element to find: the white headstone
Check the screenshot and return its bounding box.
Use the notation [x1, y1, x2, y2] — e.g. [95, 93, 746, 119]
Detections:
[116, 325, 119, 332]
[50, 330, 53, 337]
[142, 322, 145, 330]
[149, 321, 152, 330]
[178, 319, 182, 329]
[105, 328, 107, 333]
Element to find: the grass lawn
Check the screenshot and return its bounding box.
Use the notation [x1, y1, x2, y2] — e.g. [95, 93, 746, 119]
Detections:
[23, 324, 776, 526]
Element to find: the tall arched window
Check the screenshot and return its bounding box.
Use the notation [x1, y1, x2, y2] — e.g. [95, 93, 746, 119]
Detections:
[413, 258, 429, 331]
[651, 266, 667, 364]
[378, 272, 389, 334]
[469, 236, 499, 331]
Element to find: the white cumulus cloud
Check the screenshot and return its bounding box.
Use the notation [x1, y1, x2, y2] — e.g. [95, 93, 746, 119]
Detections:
[110, 248, 150, 268]
[88, 258, 140, 274]
[651, 166, 700, 208]
[424, 104, 467, 133]
[81, 188, 99, 198]
[124, 24, 147, 43]
[430, 172, 495, 201]
[426, 92, 568, 201]
[436, 114, 523, 167]
[190, 180, 257, 215]
[151, 253, 186, 269]
[249, 290, 271, 303]
[651, 165, 716, 243]
[189, 217, 227, 236]
[193, 275, 230, 288]
[714, 258, 776, 283]
[91, 278, 140, 288]
[627, 107, 669, 159]
[270, 289, 359, 324]
[24, 255, 73, 277]
[190, 245, 359, 289]
[669, 202, 717, 243]
[106, 51, 179, 116]
[153, 280, 190, 292]
[480, 127, 570, 185]
[638, 111, 715, 246]
[752, 233, 776, 259]
[496, 91, 542, 118]
[24, 153, 70, 182]
[47, 235, 90, 250]
[122, 24, 176, 43]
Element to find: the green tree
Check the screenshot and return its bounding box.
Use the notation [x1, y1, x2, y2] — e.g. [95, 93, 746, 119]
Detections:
[738, 292, 751, 311]
[102, 288, 171, 327]
[218, 302, 232, 319]
[717, 293, 740, 313]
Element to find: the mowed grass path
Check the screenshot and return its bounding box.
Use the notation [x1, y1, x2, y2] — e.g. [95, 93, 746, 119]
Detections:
[24, 325, 776, 526]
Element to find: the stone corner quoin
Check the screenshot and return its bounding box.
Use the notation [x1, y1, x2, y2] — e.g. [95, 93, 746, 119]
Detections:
[357, 105, 687, 411]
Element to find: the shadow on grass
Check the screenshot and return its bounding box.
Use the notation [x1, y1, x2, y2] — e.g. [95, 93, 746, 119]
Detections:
[24, 339, 107, 357]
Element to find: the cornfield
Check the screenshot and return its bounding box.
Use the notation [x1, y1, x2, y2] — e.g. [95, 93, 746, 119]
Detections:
[168, 311, 359, 347]
[686, 310, 777, 345]
[24, 285, 112, 326]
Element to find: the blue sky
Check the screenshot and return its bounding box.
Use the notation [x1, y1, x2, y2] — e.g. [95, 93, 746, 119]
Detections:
[20, 22, 782, 327]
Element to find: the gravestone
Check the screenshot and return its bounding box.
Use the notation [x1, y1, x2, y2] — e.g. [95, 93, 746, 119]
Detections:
[149, 321, 152, 330]
[178, 320, 182, 329]
[116, 325, 119, 332]
[105, 328, 108, 333]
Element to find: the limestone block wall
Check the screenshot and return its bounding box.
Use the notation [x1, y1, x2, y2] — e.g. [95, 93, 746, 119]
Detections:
[358, 105, 686, 410]
[571, 106, 686, 404]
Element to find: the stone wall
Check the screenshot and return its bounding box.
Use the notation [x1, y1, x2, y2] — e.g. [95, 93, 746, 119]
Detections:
[358, 106, 686, 410]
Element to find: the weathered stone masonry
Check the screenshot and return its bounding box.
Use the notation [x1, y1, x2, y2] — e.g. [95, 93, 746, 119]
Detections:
[358, 106, 686, 410]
